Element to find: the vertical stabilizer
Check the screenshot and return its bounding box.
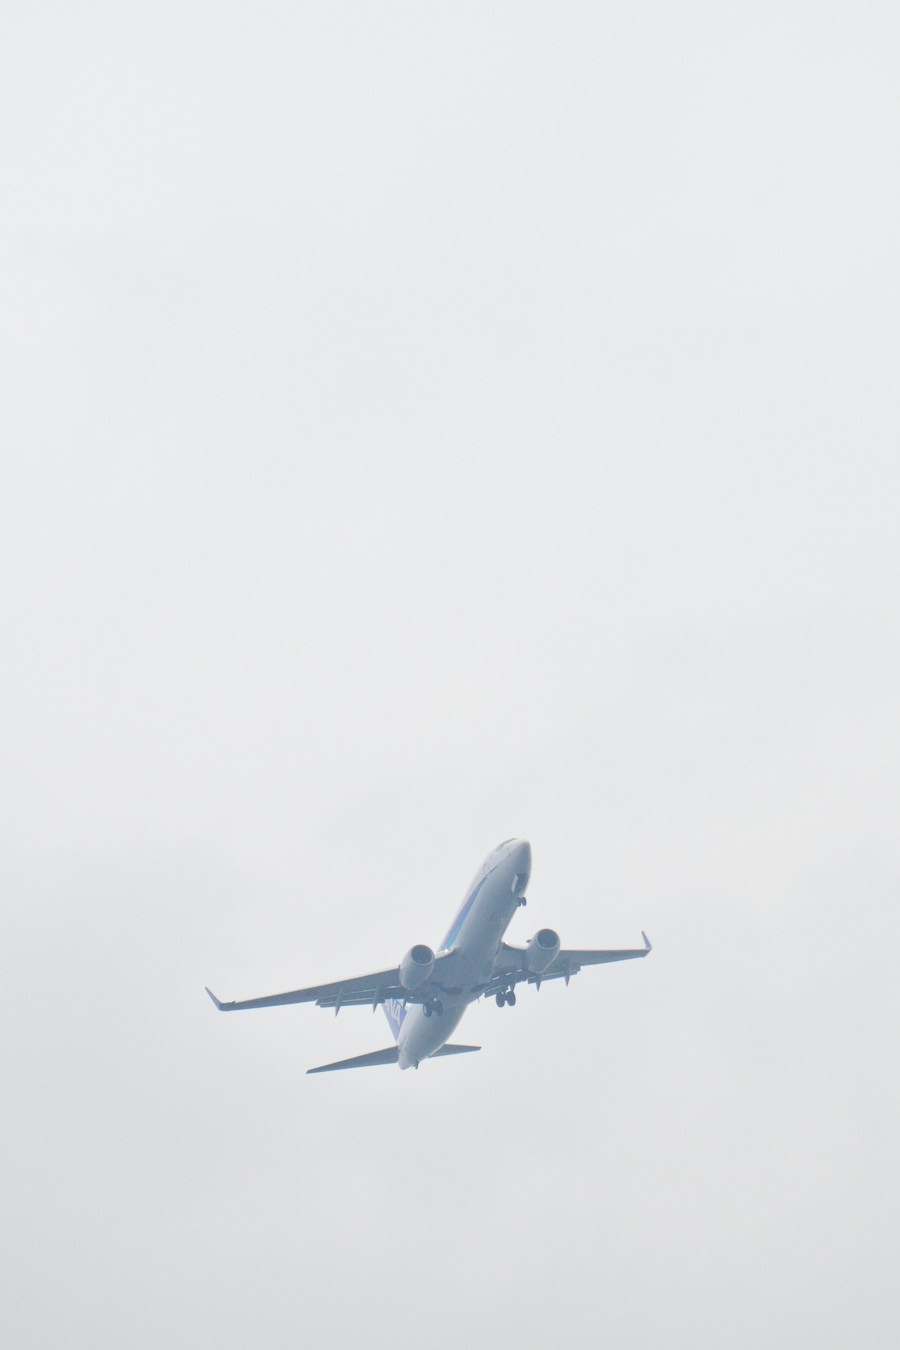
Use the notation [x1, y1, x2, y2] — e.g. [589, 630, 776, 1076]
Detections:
[382, 998, 407, 1043]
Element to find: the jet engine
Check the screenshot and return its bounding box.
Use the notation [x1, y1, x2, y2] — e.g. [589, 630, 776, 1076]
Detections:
[524, 928, 560, 974]
[399, 944, 435, 991]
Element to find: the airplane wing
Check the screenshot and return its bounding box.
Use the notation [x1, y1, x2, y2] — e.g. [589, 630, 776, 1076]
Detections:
[206, 951, 461, 1014]
[486, 931, 652, 996]
[206, 968, 410, 1013]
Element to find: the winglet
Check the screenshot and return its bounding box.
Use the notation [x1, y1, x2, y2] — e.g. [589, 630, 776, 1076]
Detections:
[205, 986, 225, 1010]
[642, 931, 652, 952]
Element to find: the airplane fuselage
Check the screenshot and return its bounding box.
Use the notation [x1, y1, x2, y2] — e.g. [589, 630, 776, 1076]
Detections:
[397, 838, 530, 1069]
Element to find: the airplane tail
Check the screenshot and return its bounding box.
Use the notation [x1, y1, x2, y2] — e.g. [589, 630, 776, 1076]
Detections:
[382, 997, 407, 1043]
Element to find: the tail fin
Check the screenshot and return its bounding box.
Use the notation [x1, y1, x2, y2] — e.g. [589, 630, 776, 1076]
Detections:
[382, 997, 407, 1043]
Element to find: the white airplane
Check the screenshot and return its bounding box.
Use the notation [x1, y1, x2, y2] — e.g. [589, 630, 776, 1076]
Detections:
[206, 839, 651, 1073]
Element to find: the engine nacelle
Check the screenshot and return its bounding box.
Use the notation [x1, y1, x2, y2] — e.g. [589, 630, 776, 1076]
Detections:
[524, 928, 560, 974]
[399, 943, 435, 991]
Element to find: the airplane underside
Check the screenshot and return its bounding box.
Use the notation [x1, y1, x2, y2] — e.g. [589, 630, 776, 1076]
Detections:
[205, 839, 651, 1073]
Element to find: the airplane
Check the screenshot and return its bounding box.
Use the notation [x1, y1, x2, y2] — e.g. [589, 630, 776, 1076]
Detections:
[206, 838, 651, 1073]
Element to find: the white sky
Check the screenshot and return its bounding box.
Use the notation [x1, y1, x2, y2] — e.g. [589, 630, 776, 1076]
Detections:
[2, 4, 898, 1347]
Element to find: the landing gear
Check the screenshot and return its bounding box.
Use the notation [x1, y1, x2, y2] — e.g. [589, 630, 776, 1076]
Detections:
[495, 992, 505, 1008]
[423, 999, 444, 1018]
[495, 990, 517, 1008]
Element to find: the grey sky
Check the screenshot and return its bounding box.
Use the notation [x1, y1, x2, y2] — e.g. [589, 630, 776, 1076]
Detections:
[2, 4, 898, 1347]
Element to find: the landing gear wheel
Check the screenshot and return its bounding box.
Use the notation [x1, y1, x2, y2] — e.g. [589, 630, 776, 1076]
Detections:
[433, 1000, 443, 1016]
[495, 992, 506, 1008]
[507, 990, 517, 1007]
[423, 1003, 432, 1018]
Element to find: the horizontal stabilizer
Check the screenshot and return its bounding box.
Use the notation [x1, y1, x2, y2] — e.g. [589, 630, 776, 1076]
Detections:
[306, 1042, 481, 1074]
[307, 1046, 399, 1074]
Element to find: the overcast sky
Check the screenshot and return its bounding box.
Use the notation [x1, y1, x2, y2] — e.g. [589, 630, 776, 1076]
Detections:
[2, 3, 898, 1347]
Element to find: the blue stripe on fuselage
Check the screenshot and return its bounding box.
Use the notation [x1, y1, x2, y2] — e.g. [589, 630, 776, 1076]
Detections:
[440, 874, 489, 952]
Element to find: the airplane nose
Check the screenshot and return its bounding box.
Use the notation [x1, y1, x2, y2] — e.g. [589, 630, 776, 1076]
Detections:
[509, 839, 531, 883]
